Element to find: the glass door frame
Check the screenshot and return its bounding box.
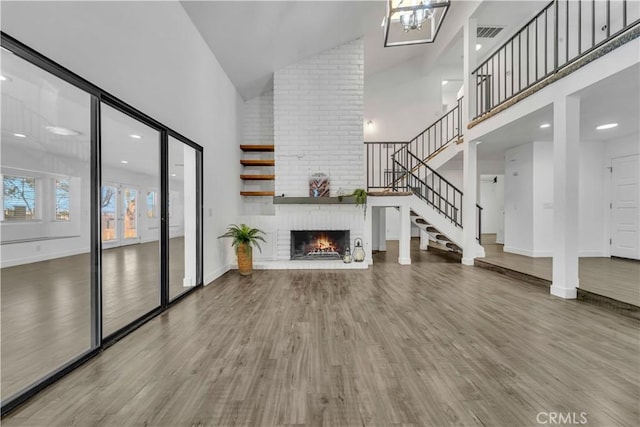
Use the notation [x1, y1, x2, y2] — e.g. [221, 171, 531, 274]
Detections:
[0, 32, 204, 416]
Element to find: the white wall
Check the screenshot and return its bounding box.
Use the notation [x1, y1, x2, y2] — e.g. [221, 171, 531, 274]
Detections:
[579, 141, 607, 256]
[2, 1, 243, 283]
[365, 64, 458, 143]
[274, 38, 364, 196]
[532, 141, 554, 255]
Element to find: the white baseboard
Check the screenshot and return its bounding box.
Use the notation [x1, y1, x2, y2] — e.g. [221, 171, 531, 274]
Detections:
[503, 246, 535, 257]
[503, 246, 552, 257]
[578, 250, 608, 257]
[550, 285, 577, 299]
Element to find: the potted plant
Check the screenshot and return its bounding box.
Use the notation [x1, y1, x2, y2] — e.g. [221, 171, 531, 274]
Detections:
[218, 224, 266, 276]
[352, 188, 367, 217]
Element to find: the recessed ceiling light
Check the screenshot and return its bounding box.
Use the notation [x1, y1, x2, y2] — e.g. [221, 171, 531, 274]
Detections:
[540, 123, 551, 129]
[171, 173, 177, 177]
[442, 80, 448, 86]
[129, 134, 142, 139]
[120, 160, 128, 164]
[45, 126, 81, 136]
[476, 44, 482, 51]
[13, 133, 26, 138]
[596, 123, 618, 130]
[0, 74, 10, 82]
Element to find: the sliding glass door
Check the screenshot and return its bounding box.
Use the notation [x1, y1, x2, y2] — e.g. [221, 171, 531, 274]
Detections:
[100, 103, 161, 337]
[0, 33, 204, 415]
[1, 45, 93, 401]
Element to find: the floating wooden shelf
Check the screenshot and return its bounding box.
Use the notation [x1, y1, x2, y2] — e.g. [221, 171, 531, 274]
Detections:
[241, 191, 275, 197]
[240, 174, 275, 181]
[240, 145, 275, 152]
[240, 159, 275, 166]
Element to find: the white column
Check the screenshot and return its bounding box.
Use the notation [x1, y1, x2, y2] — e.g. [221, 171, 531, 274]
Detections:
[419, 229, 430, 250]
[551, 95, 580, 299]
[364, 204, 373, 265]
[398, 203, 411, 264]
[371, 207, 380, 251]
[378, 207, 387, 251]
[463, 18, 477, 126]
[461, 17, 479, 266]
[462, 139, 478, 265]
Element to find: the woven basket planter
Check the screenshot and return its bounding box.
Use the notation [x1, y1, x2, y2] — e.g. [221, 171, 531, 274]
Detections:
[237, 244, 253, 276]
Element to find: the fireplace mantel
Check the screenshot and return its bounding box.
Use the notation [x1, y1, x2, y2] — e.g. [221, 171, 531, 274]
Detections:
[272, 196, 358, 205]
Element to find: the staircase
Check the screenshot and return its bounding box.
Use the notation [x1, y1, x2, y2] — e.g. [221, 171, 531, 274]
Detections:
[366, 97, 484, 257]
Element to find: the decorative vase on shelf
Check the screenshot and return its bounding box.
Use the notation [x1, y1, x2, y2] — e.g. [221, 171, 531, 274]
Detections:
[352, 238, 365, 262]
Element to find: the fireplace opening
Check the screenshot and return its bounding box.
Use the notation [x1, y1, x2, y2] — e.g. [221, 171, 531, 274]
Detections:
[290, 230, 350, 260]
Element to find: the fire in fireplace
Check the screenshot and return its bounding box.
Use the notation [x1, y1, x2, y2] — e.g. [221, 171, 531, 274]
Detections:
[290, 230, 350, 260]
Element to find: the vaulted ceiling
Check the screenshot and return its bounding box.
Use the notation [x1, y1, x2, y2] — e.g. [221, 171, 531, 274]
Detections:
[181, 0, 550, 100]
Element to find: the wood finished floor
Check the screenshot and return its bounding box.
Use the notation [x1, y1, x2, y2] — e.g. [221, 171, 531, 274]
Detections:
[480, 234, 640, 307]
[1, 238, 188, 400]
[3, 241, 639, 426]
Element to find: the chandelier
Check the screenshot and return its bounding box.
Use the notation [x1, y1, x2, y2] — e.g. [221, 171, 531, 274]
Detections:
[382, 0, 451, 47]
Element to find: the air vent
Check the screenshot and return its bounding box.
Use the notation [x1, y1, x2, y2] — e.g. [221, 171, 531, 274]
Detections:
[477, 26, 504, 38]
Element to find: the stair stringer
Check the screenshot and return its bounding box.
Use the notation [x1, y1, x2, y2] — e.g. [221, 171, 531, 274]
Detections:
[407, 195, 485, 258]
[423, 139, 461, 170]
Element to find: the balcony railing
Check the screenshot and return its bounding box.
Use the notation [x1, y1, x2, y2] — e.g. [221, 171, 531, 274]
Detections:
[473, 0, 640, 119]
[365, 142, 408, 189]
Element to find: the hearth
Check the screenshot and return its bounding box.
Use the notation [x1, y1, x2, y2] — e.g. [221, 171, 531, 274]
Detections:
[290, 230, 350, 260]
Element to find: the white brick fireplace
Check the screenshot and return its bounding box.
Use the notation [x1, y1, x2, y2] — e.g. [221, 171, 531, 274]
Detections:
[240, 38, 367, 269]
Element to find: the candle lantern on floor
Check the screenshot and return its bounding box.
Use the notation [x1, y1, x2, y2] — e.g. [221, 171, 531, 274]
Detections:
[352, 238, 365, 262]
[343, 246, 352, 263]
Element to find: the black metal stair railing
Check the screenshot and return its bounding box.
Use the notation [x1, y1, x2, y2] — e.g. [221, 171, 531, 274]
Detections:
[365, 98, 463, 190]
[392, 150, 483, 242]
[473, 0, 640, 118]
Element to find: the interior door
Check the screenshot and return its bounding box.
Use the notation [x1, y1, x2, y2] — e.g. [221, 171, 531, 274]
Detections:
[101, 185, 118, 245]
[121, 186, 139, 245]
[611, 155, 640, 260]
[101, 184, 140, 247]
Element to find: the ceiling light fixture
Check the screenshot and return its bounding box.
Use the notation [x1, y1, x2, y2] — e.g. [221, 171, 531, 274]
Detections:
[442, 80, 448, 85]
[129, 134, 142, 139]
[0, 75, 9, 81]
[171, 173, 177, 177]
[540, 123, 551, 129]
[596, 123, 618, 130]
[476, 44, 482, 51]
[13, 133, 26, 138]
[382, 0, 451, 47]
[476, 140, 483, 144]
[120, 160, 128, 164]
[45, 126, 82, 136]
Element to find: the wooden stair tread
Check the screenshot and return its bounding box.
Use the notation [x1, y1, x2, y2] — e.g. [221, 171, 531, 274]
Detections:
[241, 159, 275, 166]
[240, 174, 275, 180]
[240, 145, 274, 152]
[240, 191, 275, 196]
